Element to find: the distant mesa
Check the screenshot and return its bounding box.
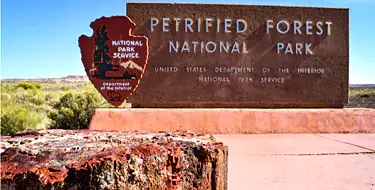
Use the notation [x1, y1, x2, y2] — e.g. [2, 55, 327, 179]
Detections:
[1, 75, 89, 84]
[62, 75, 89, 81]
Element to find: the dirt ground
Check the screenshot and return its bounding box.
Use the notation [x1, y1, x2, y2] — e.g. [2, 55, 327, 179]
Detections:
[215, 134, 375, 190]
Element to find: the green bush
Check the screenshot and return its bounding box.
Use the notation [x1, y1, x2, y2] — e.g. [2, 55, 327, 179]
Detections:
[1, 107, 42, 136]
[33, 82, 42, 89]
[1, 83, 12, 92]
[14, 81, 41, 90]
[1, 90, 44, 136]
[1, 92, 12, 103]
[48, 90, 101, 130]
[15, 89, 45, 106]
[61, 86, 70, 91]
[44, 93, 54, 102]
[1, 110, 27, 135]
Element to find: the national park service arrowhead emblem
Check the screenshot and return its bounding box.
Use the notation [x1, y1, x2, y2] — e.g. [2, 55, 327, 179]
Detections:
[78, 16, 148, 107]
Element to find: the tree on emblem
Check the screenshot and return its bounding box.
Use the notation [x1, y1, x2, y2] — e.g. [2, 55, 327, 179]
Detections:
[93, 25, 112, 79]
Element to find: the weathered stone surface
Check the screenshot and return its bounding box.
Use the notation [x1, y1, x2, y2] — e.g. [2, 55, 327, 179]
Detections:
[126, 3, 349, 108]
[1, 130, 228, 190]
[89, 108, 375, 134]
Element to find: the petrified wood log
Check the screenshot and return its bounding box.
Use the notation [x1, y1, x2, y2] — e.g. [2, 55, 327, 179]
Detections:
[1, 130, 228, 190]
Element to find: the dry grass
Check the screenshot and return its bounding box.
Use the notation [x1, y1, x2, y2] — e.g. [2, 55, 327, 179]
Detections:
[349, 87, 375, 98]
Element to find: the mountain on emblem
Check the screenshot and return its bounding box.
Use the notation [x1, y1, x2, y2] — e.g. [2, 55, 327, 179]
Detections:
[120, 60, 144, 71]
[78, 16, 149, 107]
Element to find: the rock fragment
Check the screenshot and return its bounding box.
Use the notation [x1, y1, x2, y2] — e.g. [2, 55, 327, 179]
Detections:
[1, 129, 228, 190]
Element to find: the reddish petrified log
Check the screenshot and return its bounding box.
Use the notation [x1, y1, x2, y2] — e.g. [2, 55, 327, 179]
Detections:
[1, 130, 228, 190]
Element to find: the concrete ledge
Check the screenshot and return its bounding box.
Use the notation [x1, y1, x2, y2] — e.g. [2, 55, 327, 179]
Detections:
[89, 108, 375, 134]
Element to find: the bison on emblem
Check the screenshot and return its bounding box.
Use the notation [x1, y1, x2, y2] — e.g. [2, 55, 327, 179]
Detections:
[108, 91, 121, 101]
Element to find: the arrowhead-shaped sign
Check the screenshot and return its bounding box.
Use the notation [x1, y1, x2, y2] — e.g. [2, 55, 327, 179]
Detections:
[78, 16, 148, 107]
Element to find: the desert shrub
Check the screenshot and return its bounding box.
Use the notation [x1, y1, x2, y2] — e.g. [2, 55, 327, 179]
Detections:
[14, 81, 41, 90]
[349, 88, 375, 98]
[44, 93, 54, 102]
[76, 83, 91, 89]
[1, 110, 27, 135]
[44, 91, 69, 107]
[1, 87, 47, 136]
[61, 86, 70, 91]
[1, 92, 12, 103]
[1, 106, 42, 136]
[15, 89, 45, 106]
[33, 82, 42, 89]
[1, 83, 13, 92]
[48, 90, 101, 130]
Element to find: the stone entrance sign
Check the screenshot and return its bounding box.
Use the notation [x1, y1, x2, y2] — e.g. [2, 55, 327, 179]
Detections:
[126, 3, 349, 108]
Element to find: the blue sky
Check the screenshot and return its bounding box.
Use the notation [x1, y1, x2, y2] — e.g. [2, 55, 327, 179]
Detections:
[1, 0, 374, 84]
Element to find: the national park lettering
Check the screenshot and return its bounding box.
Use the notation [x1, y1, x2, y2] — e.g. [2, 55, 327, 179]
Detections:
[150, 18, 333, 55]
